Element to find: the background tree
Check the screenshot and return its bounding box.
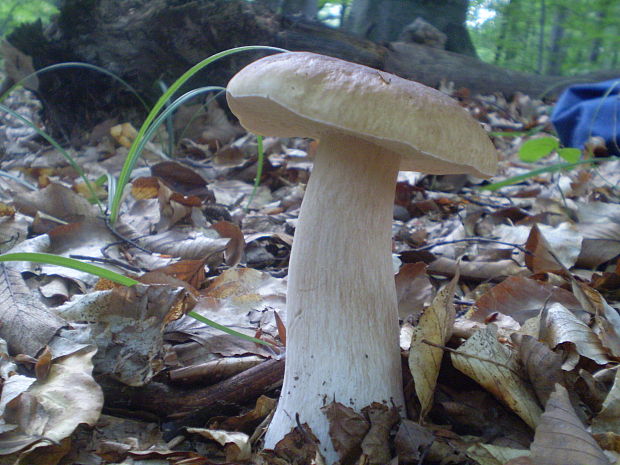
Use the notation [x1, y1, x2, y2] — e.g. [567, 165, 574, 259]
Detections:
[468, 0, 620, 75]
[344, 0, 478, 56]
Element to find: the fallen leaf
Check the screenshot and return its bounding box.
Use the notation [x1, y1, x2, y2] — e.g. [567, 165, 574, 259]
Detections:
[473, 275, 581, 324]
[530, 384, 610, 465]
[542, 302, 610, 366]
[186, 427, 252, 461]
[0, 265, 66, 356]
[322, 402, 369, 464]
[360, 403, 399, 465]
[515, 334, 564, 407]
[451, 325, 542, 428]
[394, 419, 434, 462]
[591, 367, 620, 434]
[409, 271, 458, 419]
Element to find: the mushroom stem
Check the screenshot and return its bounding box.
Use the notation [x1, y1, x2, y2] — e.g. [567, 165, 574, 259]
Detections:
[265, 134, 404, 461]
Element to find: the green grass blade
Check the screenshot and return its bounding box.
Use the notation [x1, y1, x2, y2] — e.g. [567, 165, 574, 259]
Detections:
[479, 156, 619, 191]
[188, 310, 274, 347]
[246, 134, 264, 210]
[109, 45, 286, 223]
[0, 103, 105, 213]
[137, 86, 226, 160]
[0, 252, 139, 286]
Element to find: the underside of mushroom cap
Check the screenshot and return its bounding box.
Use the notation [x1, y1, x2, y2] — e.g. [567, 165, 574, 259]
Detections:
[226, 51, 498, 178]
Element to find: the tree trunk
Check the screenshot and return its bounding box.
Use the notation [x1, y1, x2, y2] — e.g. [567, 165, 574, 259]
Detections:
[547, 3, 568, 75]
[5, 0, 620, 138]
[345, 0, 477, 57]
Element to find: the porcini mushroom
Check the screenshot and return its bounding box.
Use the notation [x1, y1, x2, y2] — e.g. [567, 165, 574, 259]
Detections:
[226, 52, 497, 462]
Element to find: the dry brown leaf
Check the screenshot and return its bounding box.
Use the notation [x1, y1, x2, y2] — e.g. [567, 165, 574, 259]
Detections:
[56, 284, 184, 386]
[451, 325, 542, 428]
[591, 368, 620, 434]
[186, 427, 251, 461]
[574, 201, 620, 268]
[135, 228, 229, 260]
[515, 334, 564, 407]
[393, 419, 434, 463]
[466, 443, 531, 465]
[273, 423, 323, 464]
[542, 302, 611, 366]
[131, 176, 160, 200]
[1, 346, 103, 457]
[148, 259, 206, 290]
[524, 223, 581, 273]
[530, 384, 610, 465]
[593, 432, 620, 454]
[473, 275, 581, 324]
[0, 265, 66, 357]
[322, 402, 369, 464]
[212, 220, 246, 267]
[360, 403, 399, 465]
[409, 271, 458, 419]
[395, 262, 434, 319]
[34, 346, 52, 382]
[571, 280, 620, 358]
[13, 183, 98, 221]
[211, 395, 276, 432]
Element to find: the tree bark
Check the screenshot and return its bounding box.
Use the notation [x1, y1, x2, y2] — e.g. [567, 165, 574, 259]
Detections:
[5, 0, 620, 137]
[345, 0, 477, 57]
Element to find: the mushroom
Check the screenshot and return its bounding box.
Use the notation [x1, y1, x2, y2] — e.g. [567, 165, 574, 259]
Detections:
[226, 52, 497, 462]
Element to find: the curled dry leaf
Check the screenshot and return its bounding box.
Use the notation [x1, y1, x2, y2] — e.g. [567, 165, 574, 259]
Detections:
[571, 280, 620, 358]
[542, 302, 610, 366]
[360, 403, 400, 465]
[451, 325, 542, 428]
[322, 402, 369, 464]
[395, 262, 434, 319]
[210, 395, 276, 432]
[524, 223, 581, 273]
[531, 384, 610, 465]
[409, 271, 458, 420]
[273, 422, 323, 464]
[515, 334, 564, 407]
[186, 428, 252, 462]
[591, 368, 620, 434]
[212, 220, 246, 267]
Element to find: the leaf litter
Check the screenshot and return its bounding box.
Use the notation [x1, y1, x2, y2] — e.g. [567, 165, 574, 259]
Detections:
[0, 76, 619, 465]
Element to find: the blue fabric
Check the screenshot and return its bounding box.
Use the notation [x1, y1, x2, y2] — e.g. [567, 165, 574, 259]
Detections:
[551, 78, 620, 155]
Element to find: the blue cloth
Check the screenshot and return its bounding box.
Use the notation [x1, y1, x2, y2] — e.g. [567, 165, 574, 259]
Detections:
[551, 78, 620, 155]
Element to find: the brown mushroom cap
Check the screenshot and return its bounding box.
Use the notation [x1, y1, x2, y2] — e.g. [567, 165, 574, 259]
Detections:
[227, 52, 498, 178]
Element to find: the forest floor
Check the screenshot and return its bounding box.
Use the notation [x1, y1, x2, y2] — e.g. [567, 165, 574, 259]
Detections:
[0, 77, 619, 465]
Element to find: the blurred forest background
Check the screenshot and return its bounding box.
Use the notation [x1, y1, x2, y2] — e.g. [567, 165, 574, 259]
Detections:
[1, 0, 618, 76]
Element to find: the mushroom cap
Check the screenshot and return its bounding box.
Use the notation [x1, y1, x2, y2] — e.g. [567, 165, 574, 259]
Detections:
[226, 52, 497, 177]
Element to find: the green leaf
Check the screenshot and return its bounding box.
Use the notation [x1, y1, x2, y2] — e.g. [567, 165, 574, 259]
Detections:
[557, 147, 581, 164]
[0, 253, 139, 286]
[519, 137, 559, 163]
[187, 311, 274, 347]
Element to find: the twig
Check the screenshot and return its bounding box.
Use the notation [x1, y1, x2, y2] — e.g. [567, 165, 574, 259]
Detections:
[68, 254, 143, 273]
[421, 339, 526, 379]
[412, 237, 531, 255]
[104, 217, 153, 254]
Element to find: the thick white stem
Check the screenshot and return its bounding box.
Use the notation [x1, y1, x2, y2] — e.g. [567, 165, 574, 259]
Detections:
[265, 134, 404, 463]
